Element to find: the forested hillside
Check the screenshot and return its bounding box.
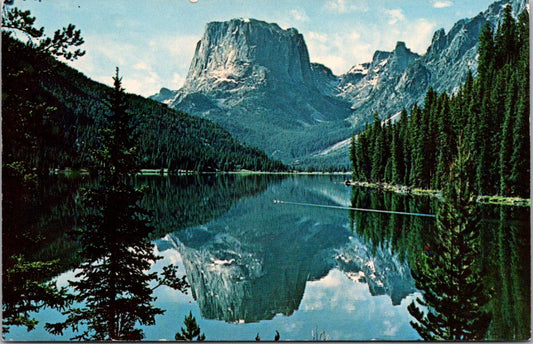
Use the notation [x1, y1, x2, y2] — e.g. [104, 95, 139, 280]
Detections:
[349, 5, 529, 199]
[2, 34, 285, 174]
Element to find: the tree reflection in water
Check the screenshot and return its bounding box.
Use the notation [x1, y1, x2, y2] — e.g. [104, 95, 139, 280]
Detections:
[407, 150, 491, 340]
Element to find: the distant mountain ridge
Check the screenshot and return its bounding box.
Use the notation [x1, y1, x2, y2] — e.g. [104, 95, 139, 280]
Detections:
[152, 0, 527, 168]
[339, 0, 528, 127]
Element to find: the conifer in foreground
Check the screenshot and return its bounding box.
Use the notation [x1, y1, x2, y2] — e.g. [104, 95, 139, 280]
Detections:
[407, 143, 491, 340]
[45, 69, 188, 340]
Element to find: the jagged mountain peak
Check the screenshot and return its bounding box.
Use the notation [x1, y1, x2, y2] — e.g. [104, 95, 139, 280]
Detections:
[371, 50, 392, 64]
[153, 0, 521, 168]
[390, 41, 420, 70]
[338, 0, 527, 129]
[393, 41, 408, 52]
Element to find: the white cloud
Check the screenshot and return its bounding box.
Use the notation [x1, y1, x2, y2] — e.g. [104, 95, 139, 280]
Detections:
[305, 32, 347, 72]
[433, 1, 453, 8]
[385, 8, 405, 25]
[324, 0, 365, 13]
[289, 8, 310, 22]
[133, 61, 151, 71]
[172, 73, 186, 89]
[305, 29, 374, 74]
[65, 31, 201, 96]
[402, 18, 437, 54]
[308, 31, 329, 43]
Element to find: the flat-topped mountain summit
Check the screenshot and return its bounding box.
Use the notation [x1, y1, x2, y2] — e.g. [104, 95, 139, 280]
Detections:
[152, 0, 527, 168]
[164, 18, 353, 166]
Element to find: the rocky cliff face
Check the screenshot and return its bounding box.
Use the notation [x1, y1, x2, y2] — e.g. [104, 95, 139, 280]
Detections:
[178, 19, 314, 94]
[151, 0, 527, 167]
[169, 18, 351, 125]
[340, 0, 528, 127]
[161, 18, 353, 165]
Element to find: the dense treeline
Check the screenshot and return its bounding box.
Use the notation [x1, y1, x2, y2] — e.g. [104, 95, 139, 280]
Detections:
[2, 34, 286, 174]
[350, 5, 529, 198]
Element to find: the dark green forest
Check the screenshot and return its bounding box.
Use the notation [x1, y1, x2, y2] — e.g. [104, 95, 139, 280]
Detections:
[2, 35, 285, 174]
[349, 6, 529, 199]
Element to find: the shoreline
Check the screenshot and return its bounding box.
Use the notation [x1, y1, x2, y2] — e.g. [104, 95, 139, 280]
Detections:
[345, 180, 531, 207]
[137, 168, 352, 176]
[49, 168, 530, 207]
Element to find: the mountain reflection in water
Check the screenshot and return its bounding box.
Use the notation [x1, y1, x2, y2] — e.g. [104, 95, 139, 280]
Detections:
[154, 175, 417, 324]
[5, 175, 529, 341]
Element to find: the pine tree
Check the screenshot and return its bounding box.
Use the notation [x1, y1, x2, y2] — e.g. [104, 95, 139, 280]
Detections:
[45, 69, 188, 340]
[354, 124, 372, 180]
[423, 87, 439, 188]
[175, 311, 206, 341]
[370, 113, 385, 182]
[349, 133, 357, 180]
[390, 125, 403, 185]
[2, 3, 84, 334]
[409, 104, 424, 186]
[499, 67, 518, 196]
[494, 4, 518, 67]
[477, 23, 495, 93]
[434, 93, 452, 189]
[509, 27, 530, 197]
[408, 143, 491, 340]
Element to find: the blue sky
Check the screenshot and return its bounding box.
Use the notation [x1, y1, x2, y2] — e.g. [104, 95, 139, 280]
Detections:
[14, 0, 495, 97]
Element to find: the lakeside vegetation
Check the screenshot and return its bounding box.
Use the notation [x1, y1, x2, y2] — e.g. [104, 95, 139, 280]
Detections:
[347, 181, 530, 207]
[349, 5, 529, 200]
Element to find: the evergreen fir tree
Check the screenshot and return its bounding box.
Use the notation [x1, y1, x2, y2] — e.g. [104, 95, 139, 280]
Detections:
[370, 113, 385, 182]
[390, 125, 403, 185]
[45, 69, 188, 340]
[477, 23, 495, 93]
[508, 9, 530, 198]
[349, 133, 357, 180]
[175, 311, 206, 341]
[407, 143, 491, 340]
[494, 4, 518, 67]
[355, 124, 371, 180]
[509, 66, 530, 196]
[499, 67, 518, 196]
[434, 93, 452, 189]
[409, 104, 424, 186]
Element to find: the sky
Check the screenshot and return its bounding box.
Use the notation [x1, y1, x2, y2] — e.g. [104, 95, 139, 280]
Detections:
[12, 0, 496, 97]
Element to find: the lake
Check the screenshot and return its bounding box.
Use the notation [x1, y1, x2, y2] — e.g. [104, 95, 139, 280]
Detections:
[5, 174, 530, 341]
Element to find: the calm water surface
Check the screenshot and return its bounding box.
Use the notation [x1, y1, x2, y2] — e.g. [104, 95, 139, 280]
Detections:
[6, 175, 530, 341]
